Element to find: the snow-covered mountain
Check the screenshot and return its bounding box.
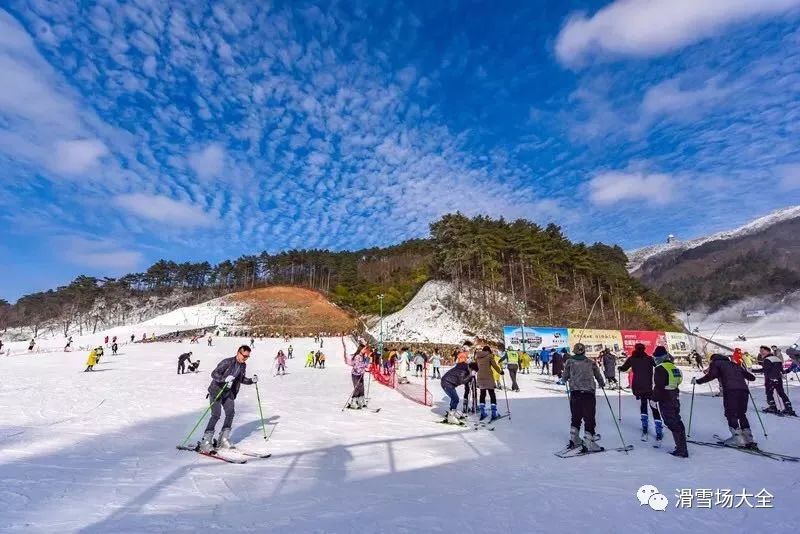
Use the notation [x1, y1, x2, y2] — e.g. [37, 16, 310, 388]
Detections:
[627, 205, 800, 273]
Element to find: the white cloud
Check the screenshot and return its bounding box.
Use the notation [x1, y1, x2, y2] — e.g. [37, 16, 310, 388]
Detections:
[59, 235, 143, 270]
[113, 193, 218, 228]
[555, 0, 800, 67]
[777, 163, 800, 190]
[51, 139, 108, 174]
[187, 143, 225, 179]
[639, 75, 731, 126]
[588, 170, 676, 205]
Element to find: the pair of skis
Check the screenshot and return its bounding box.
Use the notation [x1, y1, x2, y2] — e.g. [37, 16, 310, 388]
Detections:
[436, 413, 509, 431]
[177, 444, 272, 464]
[554, 444, 634, 458]
[688, 435, 799, 462]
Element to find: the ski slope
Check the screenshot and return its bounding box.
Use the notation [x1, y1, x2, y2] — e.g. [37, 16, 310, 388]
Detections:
[2, 336, 799, 532]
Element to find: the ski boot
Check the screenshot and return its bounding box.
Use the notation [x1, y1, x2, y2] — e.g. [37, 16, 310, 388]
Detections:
[741, 428, 758, 450]
[199, 431, 215, 453]
[782, 406, 797, 417]
[479, 403, 488, 421]
[640, 414, 649, 441]
[454, 409, 466, 420]
[721, 427, 744, 447]
[490, 404, 499, 421]
[669, 429, 689, 458]
[217, 428, 233, 449]
[358, 396, 367, 409]
[763, 404, 779, 415]
[654, 419, 664, 447]
[583, 433, 604, 453]
[446, 410, 462, 425]
[568, 426, 582, 449]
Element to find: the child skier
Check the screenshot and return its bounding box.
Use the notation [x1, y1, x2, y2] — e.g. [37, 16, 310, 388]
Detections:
[476, 346, 503, 421]
[188, 359, 200, 372]
[756, 345, 795, 416]
[651, 346, 688, 457]
[440, 361, 479, 423]
[275, 350, 287, 375]
[199, 345, 258, 453]
[562, 343, 605, 452]
[413, 352, 425, 377]
[178, 352, 194, 374]
[305, 351, 315, 368]
[348, 347, 370, 409]
[693, 353, 757, 448]
[318, 352, 326, 369]
[430, 349, 442, 378]
[619, 343, 663, 444]
[84, 348, 98, 372]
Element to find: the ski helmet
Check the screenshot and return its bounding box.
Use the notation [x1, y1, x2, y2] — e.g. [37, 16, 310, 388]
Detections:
[573, 343, 586, 355]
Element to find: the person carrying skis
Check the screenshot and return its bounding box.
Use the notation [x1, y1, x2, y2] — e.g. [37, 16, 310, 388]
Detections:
[199, 345, 258, 453]
[275, 350, 287, 376]
[601, 348, 618, 389]
[652, 346, 688, 457]
[618, 343, 663, 444]
[476, 346, 503, 421]
[85, 348, 98, 372]
[500, 348, 520, 392]
[755, 345, 795, 416]
[539, 347, 551, 375]
[693, 353, 757, 448]
[562, 343, 605, 452]
[440, 361, 479, 423]
[348, 346, 371, 409]
[177, 352, 194, 374]
[430, 349, 442, 378]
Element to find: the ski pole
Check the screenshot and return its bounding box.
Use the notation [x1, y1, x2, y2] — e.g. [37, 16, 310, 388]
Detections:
[178, 383, 229, 447]
[365, 366, 372, 401]
[254, 382, 268, 440]
[617, 370, 622, 423]
[747, 388, 768, 438]
[501, 372, 511, 422]
[687, 382, 696, 438]
[601, 386, 629, 455]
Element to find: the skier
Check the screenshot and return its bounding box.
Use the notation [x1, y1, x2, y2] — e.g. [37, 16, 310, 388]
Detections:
[601, 349, 618, 389]
[64, 336, 73, 351]
[104, 335, 109, 346]
[348, 346, 370, 409]
[440, 361, 479, 423]
[397, 347, 411, 384]
[250, 337, 255, 347]
[652, 347, 688, 457]
[275, 350, 287, 376]
[618, 343, 663, 444]
[475, 346, 503, 421]
[693, 350, 704, 371]
[287, 345, 294, 359]
[95, 345, 104, 364]
[500, 348, 520, 392]
[84, 348, 98, 372]
[520, 350, 531, 374]
[188, 359, 200, 372]
[693, 352, 757, 448]
[111, 341, 118, 355]
[305, 351, 315, 368]
[130, 334, 134, 343]
[178, 352, 194, 374]
[318, 352, 326, 369]
[551, 348, 565, 379]
[207, 336, 213, 347]
[413, 352, 425, 377]
[28, 339, 35, 352]
[540, 347, 551, 375]
[562, 343, 605, 452]
[430, 349, 442, 378]
[199, 345, 258, 453]
[755, 345, 795, 416]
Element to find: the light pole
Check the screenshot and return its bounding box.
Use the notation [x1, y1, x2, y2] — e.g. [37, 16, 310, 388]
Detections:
[516, 301, 527, 354]
[377, 294, 385, 356]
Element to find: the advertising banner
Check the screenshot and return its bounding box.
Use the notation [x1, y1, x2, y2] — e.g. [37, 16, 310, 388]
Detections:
[665, 332, 692, 360]
[503, 326, 569, 352]
[620, 330, 667, 355]
[568, 328, 624, 357]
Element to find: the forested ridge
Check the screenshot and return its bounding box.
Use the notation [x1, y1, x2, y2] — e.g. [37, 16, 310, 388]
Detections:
[1, 213, 678, 335]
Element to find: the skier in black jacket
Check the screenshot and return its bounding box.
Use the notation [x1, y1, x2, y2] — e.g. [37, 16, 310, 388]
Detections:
[619, 343, 663, 443]
[440, 361, 479, 423]
[694, 353, 757, 448]
[200, 345, 258, 452]
[177, 352, 193, 374]
[755, 346, 795, 416]
[652, 347, 688, 458]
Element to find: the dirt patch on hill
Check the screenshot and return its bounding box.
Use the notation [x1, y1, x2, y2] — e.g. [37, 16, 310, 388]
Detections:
[229, 286, 357, 335]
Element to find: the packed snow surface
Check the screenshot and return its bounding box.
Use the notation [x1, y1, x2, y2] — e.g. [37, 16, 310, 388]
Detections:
[2, 335, 799, 532]
[369, 280, 479, 345]
[627, 205, 800, 273]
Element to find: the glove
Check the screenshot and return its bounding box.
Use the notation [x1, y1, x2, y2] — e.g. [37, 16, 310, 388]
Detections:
[617, 366, 623, 371]
[691, 377, 697, 384]
[224, 375, 235, 385]
[251, 374, 258, 384]
[556, 378, 565, 386]
[649, 400, 659, 410]
[500, 370, 505, 375]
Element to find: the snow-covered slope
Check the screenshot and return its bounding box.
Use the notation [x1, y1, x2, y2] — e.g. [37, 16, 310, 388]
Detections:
[139, 295, 245, 328]
[627, 205, 800, 273]
[368, 280, 485, 345]
[2, 335, 799, 531]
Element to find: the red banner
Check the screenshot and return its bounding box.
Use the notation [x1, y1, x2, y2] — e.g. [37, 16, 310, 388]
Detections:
[620, 330, 667, 355]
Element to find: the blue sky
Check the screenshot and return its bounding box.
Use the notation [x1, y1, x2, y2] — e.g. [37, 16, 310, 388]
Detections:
[2, 0, 800, 301]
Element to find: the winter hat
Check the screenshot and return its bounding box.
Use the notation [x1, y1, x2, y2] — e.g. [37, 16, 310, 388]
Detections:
[653, 345, 670, 364]
[573, 343, 586, 355]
